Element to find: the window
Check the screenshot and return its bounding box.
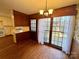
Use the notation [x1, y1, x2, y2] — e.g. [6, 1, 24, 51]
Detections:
[38, 18, 51, 43]
[51, 16, 72, 47]
[44, 18, 51, 43]
[51, 17, 65, 47]
[31, 19, 36, 31]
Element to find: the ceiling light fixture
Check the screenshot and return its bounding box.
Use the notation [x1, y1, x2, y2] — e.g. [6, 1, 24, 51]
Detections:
[39, 0, 53, 16]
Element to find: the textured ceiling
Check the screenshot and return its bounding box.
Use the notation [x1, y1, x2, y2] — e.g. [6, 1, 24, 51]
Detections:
[0, 0, 77, 15]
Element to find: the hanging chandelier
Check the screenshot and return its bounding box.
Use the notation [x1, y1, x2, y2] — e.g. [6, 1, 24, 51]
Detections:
[39, 0, 53, 16]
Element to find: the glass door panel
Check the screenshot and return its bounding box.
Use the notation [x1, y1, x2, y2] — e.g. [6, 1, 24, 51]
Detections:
[31, 19, 36, 31]
[44, 18, 51, 43]
[44, 31, 50, 43]
[38, 18, 51, 44]
[38, 16, 72, 50]
[51, 17, 65, 47]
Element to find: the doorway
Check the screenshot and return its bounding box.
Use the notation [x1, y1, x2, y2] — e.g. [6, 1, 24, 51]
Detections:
[51, 17, 65, 48]
[38, 16, 75, 54]
[38, 18, 51, 44]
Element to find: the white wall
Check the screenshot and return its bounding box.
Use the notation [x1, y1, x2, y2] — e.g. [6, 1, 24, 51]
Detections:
[74, 4, 79, 42]
[70, 3, 79, 59]
[0, 4, 14, 36]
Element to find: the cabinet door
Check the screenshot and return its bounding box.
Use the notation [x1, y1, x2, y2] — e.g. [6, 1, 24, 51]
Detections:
[14, 11, 29, 26]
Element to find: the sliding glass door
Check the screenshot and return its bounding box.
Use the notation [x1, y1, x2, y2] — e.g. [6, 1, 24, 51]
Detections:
[44, 19, 51, 43]
[38, 16, 75, 52]
[51, 17, 65, 48]
[38, 18, 51, 44]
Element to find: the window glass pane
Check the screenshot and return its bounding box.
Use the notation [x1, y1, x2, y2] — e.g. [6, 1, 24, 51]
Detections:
[58, 37, 63, 42]
[56, 27, 60, 31]
[31, 27, 36, 31]
[60, 26, 64, 32]
[54, 39, 58, 45]
[57, 22, 60, 26]
[61, 22, 64, 26]
[52, 36, 54, 40]
[31, 19, 36, 31]
[47, 23, 50, 26]
[53, 22, 57, 26]
[31, 20, 36, 23]
[59, 32, 63, 38]
[53, 26, 56, 31]
[54, 17, 57, 21]
[52, 32, 55, 37]
[55, 32, 59, 37]
[51, 40, 54, 44]
[44, 31, 50, 43]
[47, 26, 50, 30]
[47, 23, 50, 27]
[55, 37, 58, 41]
[61, 17, 65, 22]
[58, 42, 62, 47]
[31, 23, 36, 27]
[51, 32, 55, 44]
[45, 26, 50, 30]
[52, 32, 55, 36]
[63, 34, 67, 38]
[53, 18, 57, 26]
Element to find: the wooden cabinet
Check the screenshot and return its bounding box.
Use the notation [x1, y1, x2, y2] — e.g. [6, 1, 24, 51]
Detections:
[13, 10, 29, 26]
[13, 10, 30, 42]
[16, 32, 30, 42]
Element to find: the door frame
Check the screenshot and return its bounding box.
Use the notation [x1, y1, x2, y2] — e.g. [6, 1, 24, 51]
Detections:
[37, 17, 62, 50]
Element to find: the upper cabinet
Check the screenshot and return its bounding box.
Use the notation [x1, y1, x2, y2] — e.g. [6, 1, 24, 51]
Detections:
[13, 10, 29, 26]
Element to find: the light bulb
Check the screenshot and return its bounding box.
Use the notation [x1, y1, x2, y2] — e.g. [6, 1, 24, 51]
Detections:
[44, 11, 49, 16]
[39, 10, 44, 15]
[48, 9, 53, 14]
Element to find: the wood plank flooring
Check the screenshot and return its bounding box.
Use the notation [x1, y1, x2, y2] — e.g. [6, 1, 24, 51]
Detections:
[0, 39, 69, 59]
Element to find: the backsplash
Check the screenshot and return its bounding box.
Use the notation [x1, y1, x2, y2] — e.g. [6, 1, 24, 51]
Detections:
[15, 26, 29, 34]
[0, 8, 14, 37]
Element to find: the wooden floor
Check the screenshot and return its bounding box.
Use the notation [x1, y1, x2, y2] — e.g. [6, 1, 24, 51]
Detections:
[0, 39, 69, 59]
